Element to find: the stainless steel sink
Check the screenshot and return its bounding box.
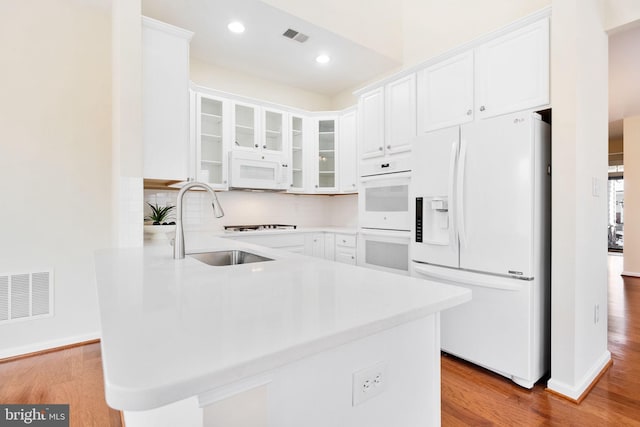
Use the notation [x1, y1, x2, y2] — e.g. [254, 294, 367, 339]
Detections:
[188, 250, 273, 266]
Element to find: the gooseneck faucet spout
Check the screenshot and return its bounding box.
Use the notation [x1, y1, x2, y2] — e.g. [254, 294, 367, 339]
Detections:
[173, 181, 224, 259]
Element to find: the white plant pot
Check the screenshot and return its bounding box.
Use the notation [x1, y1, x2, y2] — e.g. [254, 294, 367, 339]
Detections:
[144, 224, 176, 242]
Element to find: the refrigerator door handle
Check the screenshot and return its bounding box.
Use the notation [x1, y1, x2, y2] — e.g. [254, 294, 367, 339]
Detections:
[412, 264, 522, 291]
[456, 138, 468, 248]
[448, 140, 459, 251]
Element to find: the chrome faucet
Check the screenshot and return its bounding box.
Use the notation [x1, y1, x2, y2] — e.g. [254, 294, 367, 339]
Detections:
[173, 181, 224, 259]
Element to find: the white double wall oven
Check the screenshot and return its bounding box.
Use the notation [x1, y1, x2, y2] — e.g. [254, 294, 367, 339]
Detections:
[357, 157, 412, 275]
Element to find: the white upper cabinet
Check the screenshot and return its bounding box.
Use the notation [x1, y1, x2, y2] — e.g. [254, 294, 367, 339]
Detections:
[417, 51, 474, 133]
[232, 102, 259, 151]
[359, 74, 416, 161]
[315, 117, 338, 193]
[475, 18, 549, 120]
[194, 92, 229, 189]
[288, 114, 307, 192]
[416, 17, 549, 132]
[262, 108, 287, 154]
[359, 87, 385, 159]
[232, 102, 287, 155]
[339, 109, 358, 193]
[385, 74, 416, 155]
[142, 17, 194, 180]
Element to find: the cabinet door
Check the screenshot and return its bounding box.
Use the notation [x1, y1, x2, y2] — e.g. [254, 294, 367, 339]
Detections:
[232, 102, 259, 150]
[195, 93, 228, 189]
[358, 87, 385, 159]
[316, 118, 338, 192]
[417, 51, 474, 133]
[339, 110, 358, 193]
[263, 108, 286, 153]
[385, 74, 416, 155]
[289, 115, 306, 192]
[142, 18, 193, 180]
[475, 18, 549, 119]
[307, 233, 325, 258]
[324, 233, 335, 260]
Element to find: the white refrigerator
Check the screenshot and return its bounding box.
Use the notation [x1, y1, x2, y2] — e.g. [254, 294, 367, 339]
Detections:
[410, 110, 550, 388]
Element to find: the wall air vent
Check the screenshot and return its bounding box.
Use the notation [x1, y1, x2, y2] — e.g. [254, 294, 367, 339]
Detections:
[282, 28, 309, 43]
[0, 270, 53, 324]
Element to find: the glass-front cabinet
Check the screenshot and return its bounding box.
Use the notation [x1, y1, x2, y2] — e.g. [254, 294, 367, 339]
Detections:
[263, 109, 285, 153]
[317, 118, 337, 192]
[290, 115, 305, 191]
[233, 102, 258, 150]
[195, 92, 229, 189]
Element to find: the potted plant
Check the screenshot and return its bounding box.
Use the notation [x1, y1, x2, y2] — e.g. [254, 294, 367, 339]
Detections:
[144, 202, 176, 241]
[145, 202, 175, 225]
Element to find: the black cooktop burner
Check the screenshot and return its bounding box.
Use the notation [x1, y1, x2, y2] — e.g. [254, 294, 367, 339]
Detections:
[224, 224, 297, 232]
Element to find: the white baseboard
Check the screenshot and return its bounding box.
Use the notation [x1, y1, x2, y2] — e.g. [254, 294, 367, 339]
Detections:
[0, 332, 101, 360]
[622, 271, 640, 278]
[547, 350, 611, 400]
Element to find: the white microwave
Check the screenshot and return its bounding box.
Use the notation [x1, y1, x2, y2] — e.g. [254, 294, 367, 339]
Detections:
[229, 151, 289, 190]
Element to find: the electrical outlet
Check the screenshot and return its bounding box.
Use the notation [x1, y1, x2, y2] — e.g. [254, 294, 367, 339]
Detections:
[594, 303, 600, 324]
[352, 361, 388, 406]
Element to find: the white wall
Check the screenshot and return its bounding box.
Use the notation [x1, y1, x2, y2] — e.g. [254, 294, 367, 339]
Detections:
[0, 0, 112, 356]
[623, 116, 640, 275]
[144, 191, 358, 232]
[547, 0, 610, 400]
[400, 0, 550, 68]
[113, 0, 144, 248]
[191, 58, 333, 112]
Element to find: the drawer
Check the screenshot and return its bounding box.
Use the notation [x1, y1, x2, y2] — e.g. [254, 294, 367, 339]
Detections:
[335, 234, 356, 248]
[335, 247, 357, 265]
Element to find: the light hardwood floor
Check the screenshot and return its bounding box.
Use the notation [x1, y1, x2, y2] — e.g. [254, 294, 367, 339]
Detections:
[0, 255, 637, 426]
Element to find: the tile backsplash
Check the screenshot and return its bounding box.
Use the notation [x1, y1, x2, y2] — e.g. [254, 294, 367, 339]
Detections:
[144, 190, 358, 231]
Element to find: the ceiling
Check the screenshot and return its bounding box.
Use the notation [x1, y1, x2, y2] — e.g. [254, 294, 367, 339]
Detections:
[135, 1, 640, 137]
[609, 24, 640, 140]
[141, 0, 400, 96]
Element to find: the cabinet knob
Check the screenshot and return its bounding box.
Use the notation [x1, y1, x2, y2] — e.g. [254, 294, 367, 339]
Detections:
[386, 145, 391, 149]
[254, 143, 259, 148]
[466, 109, 472, 116]
[479, 105, 486, 112]
[378, 146, 383, 151]
[315, 184, 318, 188]
[263, 145, 267, 149]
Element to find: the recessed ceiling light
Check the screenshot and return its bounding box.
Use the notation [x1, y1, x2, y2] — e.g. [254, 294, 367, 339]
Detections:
[315, 54, 330, 64]
[227, 21, 245, 34]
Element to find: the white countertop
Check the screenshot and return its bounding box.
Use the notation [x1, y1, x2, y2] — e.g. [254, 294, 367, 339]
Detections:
[95, 232, 470, 411]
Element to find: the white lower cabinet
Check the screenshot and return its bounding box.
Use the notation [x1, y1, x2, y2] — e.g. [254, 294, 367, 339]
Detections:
[334, 233, 357, 265]
[324, 233, 335, 261]
[225, 231, 358, 263]
[306, 233, 326, 258]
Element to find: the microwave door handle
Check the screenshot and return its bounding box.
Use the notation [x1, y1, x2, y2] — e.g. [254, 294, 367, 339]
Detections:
[456, 138, 468, 248]
[448, 140, 458, 251]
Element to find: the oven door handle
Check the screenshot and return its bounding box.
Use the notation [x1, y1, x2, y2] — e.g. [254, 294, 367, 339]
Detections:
[358, 229, 411, 238]
[359, 171, 412, 183]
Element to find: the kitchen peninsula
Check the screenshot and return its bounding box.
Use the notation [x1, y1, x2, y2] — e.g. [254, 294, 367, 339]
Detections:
[95, 232, 470, 427]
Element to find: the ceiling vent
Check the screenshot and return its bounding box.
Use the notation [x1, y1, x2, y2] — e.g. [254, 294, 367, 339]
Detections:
[282, 28, 309, 43]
